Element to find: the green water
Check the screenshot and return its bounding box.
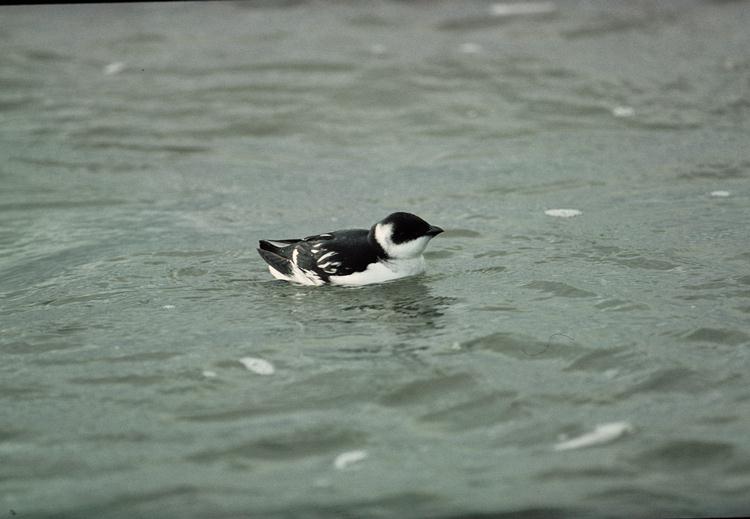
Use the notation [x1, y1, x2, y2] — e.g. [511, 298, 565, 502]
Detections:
[2, 1, 750, 518]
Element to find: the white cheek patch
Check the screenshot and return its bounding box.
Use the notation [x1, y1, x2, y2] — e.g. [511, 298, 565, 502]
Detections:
[387, 236, 430, 259]
[374, 223, 394, 251]
[375, 222, 431, 260]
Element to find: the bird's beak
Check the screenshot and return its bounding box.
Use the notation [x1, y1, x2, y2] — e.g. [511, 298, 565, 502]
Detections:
[426, 225, 444, 237]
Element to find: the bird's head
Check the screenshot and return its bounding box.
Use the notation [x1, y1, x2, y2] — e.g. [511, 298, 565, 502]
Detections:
[370, 212, 443, 260]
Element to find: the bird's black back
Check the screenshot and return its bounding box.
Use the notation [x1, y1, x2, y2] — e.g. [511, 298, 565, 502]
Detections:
[258, 228, 384, 282]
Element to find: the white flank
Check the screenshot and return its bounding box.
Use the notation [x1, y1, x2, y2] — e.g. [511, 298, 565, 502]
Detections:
[554, 421, 634, 451]
[545, 209, 583, 218]
[239, 357, 275, 375]
[334, 450, 368, 470]
[329, 256, 425, 286]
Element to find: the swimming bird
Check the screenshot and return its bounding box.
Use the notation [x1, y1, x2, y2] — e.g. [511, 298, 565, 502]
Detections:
[257, 212, 443, 286]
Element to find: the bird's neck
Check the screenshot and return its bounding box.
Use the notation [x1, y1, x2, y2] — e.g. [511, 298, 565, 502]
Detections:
[368, 225, 388, 259]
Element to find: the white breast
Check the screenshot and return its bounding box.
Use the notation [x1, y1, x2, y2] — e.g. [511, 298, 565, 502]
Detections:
[328, 256, 426, 286]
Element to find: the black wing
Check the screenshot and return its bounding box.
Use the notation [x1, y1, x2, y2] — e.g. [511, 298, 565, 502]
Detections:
[258, 228, 377, 281]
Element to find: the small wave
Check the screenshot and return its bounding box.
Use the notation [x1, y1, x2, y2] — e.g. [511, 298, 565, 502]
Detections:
[682, 327, 749, 346]
[632, 439, 735, 470]
[523, 280, 596, 298]
[186, 426, 367, 463]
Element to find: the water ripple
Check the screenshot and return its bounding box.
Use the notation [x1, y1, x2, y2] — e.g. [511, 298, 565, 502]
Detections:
[186, 426, 367, 463]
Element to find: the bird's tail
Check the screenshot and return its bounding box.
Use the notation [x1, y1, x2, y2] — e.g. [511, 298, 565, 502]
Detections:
[258, 239, 298, 254]
[257, 248, 294, 276]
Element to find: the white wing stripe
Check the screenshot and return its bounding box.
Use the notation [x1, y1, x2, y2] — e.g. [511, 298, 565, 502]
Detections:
[318, 251, 336, 262]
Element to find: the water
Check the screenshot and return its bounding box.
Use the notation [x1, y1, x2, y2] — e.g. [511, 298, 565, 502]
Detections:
[1, 1, 749, 517]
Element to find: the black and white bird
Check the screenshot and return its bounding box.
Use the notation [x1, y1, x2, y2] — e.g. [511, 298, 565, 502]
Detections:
[257, 212, 443, 286]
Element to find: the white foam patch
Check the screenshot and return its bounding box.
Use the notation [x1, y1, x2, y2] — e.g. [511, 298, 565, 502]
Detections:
[162, 305, 176, 310]
[239, 357, 275, 375]
[334, 450, 368, 470]
[460, 42, 482, 54]
[710, 190, 730, 197]
[491, 2, 556, 16]
[554, 421, 634, 451]
[103, 62, 126, 75]
[370, 44, 387, 56]
[612, 106, 635, 118]
[202, 370, 217, 378]
[545, 209, 582, 218]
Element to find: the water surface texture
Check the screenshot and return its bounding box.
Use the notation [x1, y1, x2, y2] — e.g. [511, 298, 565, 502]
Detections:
[2, 1, 750, 518]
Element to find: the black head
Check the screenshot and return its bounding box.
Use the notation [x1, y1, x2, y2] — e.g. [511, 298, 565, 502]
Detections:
[379, 212, 443, 244]
[370, 212, 443, 259]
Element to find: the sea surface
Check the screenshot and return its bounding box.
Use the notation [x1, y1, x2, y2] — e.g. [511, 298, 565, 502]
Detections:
[1, 1, 750, 518]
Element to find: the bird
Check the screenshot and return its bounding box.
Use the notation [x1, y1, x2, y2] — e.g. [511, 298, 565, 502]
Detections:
[257, 212, 443, 286]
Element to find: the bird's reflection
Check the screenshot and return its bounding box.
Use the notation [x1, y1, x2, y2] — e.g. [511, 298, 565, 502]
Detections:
[266, 275, 456, 339]
[336, 276, 456, 336]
